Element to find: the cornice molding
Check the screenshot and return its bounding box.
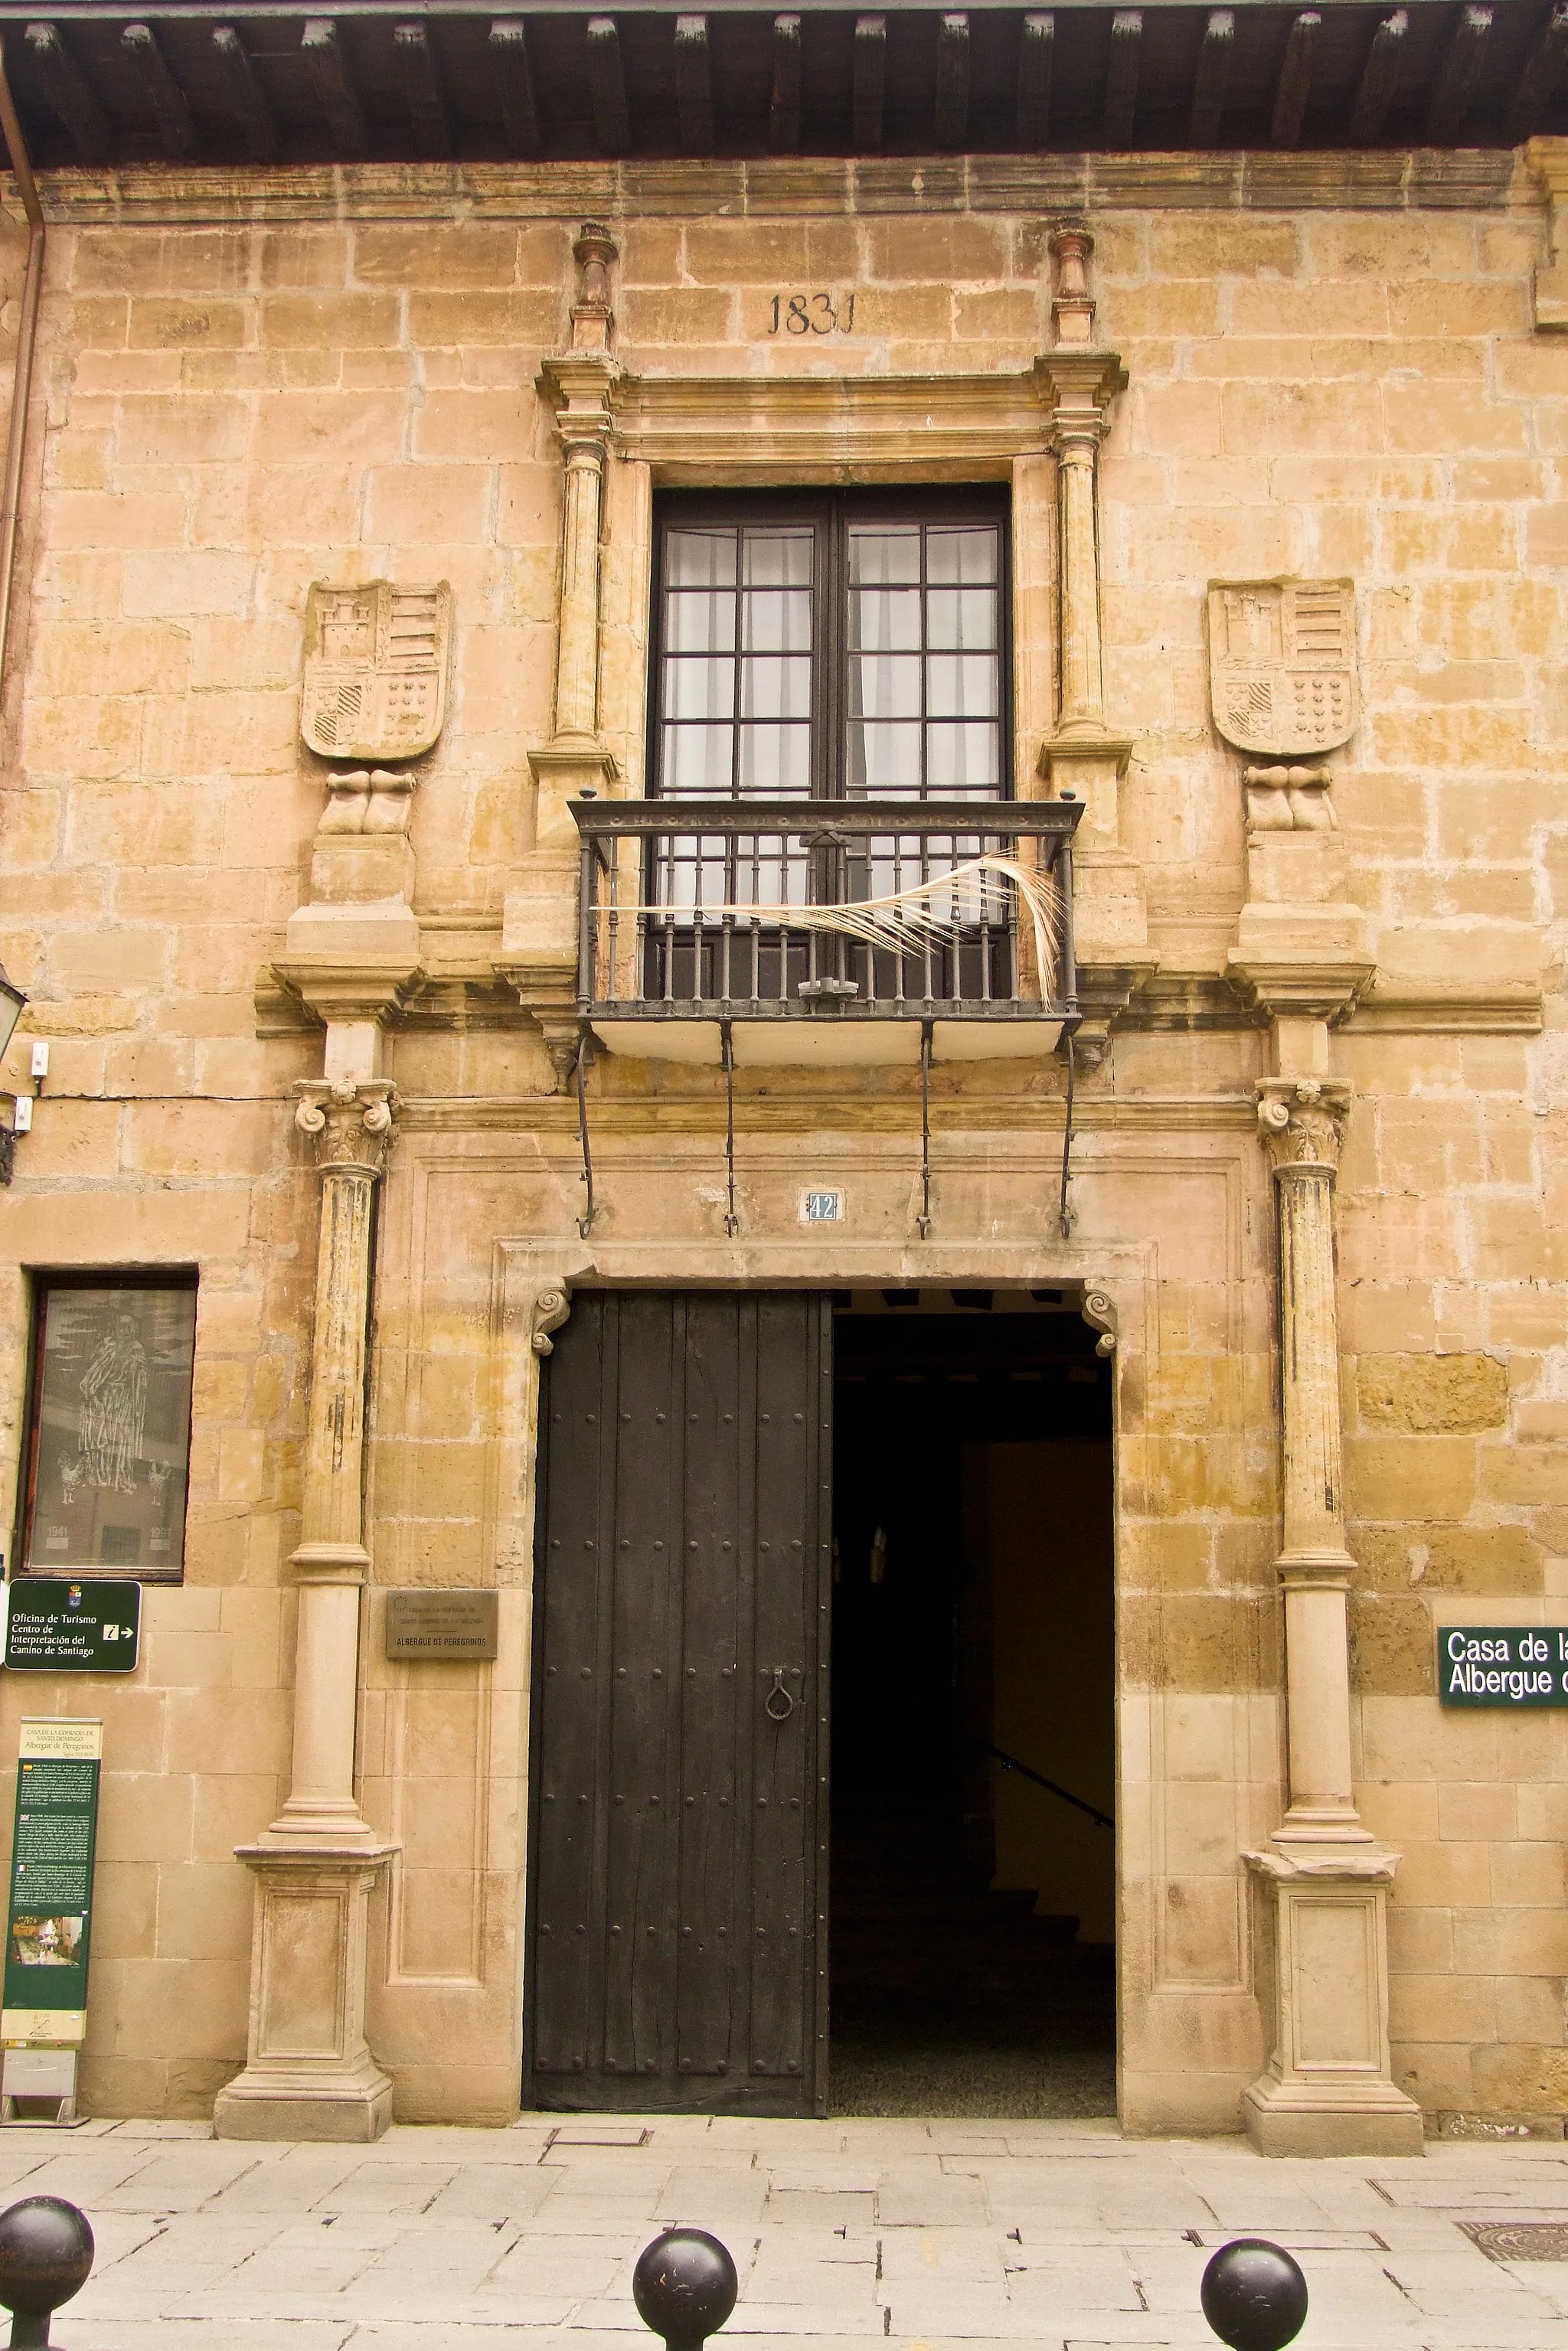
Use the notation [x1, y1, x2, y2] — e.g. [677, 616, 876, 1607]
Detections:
[20, 151, 1521, 229]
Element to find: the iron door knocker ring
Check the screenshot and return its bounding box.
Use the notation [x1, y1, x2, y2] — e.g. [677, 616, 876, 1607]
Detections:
[764, 1667, 796, 1722]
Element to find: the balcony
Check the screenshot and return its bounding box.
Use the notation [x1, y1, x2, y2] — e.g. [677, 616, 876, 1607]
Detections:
[570, 795, 1082, 1069]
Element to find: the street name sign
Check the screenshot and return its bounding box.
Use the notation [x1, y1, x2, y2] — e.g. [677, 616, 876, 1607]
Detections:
[1439, 1626, 1568, 1706]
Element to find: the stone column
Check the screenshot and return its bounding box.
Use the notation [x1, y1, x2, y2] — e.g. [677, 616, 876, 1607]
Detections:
[1053, 416, 1108, 744]
[214, 1078, 397, 2144]
[1031, 244, 1152, 1058]
[1242, 1075, 1423, 2157]
[501, 224, 622, 1079]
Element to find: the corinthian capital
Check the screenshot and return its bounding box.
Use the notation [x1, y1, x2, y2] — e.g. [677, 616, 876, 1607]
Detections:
[1257, 1077, 1351, 1172]
[294, 1079, 397, 1174]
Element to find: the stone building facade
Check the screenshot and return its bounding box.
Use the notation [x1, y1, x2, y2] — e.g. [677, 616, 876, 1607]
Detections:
[0, 16, 1564, 2149]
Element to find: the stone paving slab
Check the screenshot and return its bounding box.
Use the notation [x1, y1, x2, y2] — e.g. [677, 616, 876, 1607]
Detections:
[5, 2118, 1568, 2348]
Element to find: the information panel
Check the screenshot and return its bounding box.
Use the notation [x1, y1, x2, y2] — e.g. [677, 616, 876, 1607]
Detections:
[3, 1579, 140, 1673]
[1, 1720, 101, 2047]
[1438, 1626, 1568, 1707]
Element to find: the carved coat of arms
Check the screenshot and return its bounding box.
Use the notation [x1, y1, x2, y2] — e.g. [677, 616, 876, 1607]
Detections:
[1207, 579, 1357, 757]
[301, 580, 452, 762]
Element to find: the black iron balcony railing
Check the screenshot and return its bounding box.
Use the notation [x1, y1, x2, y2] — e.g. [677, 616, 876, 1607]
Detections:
[570, 796, 1082, 1043]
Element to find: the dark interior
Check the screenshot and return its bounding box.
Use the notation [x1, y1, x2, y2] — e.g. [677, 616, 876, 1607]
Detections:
[829, 1295, 1117, 2118]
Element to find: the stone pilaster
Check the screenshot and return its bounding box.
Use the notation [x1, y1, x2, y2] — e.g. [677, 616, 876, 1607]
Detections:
[501, 223, 623, 1079]
[215, 1079, 397, 2144]
[1243, 1076, 1423, 2157]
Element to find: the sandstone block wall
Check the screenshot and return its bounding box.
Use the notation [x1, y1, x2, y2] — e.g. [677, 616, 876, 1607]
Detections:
[0, 153, 1559, 2128]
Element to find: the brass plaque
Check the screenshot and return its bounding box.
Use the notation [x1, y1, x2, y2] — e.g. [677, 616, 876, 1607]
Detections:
[384, 1589, 498, 1662]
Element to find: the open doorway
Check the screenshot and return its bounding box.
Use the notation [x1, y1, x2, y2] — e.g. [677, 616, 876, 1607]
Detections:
[830, 1291, 1116, 2118]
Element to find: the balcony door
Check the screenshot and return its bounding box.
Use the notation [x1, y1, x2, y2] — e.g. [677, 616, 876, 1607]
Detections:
[645, 490, 1013, 1007]
[525, 1291, 831, 2115]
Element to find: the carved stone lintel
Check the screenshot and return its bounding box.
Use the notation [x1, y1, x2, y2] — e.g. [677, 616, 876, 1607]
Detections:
[1257, 1076, 1350, 1174]
[1080, 1287, 1117, 1357]
[294, 1078, 397, 1174]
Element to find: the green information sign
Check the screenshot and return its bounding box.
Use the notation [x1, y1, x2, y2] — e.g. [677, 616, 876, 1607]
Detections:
[2, 1720, 101, 2048]
[3, 1579, 139, 1673]
[1439, 1626, 1568, 1706]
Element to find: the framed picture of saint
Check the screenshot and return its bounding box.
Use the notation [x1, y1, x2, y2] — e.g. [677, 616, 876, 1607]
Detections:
[16, 1276, 198, 1581]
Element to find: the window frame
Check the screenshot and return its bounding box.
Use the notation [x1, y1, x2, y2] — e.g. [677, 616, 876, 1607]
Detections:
[648, 485, 1014, 807]
[13, 1269, 199, 1585]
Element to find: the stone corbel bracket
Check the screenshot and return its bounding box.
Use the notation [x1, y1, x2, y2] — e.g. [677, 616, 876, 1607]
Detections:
[1528, 137, 1568, 330]
[1080, 1287, 1117, 1356]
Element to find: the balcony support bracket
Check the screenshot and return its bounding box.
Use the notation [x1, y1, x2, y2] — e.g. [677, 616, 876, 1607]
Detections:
[918, 1017, 933, 1239]
[575, 1024, 596, 1239]
[1057, 1025, 1076, 1239]
[721, 1017, 739, 1238]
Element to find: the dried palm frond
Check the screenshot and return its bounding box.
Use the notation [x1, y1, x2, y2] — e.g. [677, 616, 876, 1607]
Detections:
[630, 854, 1063, 996]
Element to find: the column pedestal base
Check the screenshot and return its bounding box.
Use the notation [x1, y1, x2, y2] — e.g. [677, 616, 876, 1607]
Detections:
[1242, 2075, 1425, 2159]
[214, 2055, 394, 2144]
[1243, 1843, 1423, 2159]
[214, 1841, 397, 2144]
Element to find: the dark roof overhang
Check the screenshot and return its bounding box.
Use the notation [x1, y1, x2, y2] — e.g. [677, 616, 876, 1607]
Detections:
[0, 2, 1561, 168]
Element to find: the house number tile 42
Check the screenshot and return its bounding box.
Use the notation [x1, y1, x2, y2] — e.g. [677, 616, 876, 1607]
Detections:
[769, 292, 857, 335]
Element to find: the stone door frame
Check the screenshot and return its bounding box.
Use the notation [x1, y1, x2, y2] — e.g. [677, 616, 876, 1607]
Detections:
[493, 1233, 1151, 2120]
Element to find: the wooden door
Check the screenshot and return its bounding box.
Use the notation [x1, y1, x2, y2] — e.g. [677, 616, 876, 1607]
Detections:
[526, 1291, 831, 2114]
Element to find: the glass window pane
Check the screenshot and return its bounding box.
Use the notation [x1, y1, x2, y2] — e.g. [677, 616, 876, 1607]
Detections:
[743, 530, 813, 587]
[742, 656, 812, 721]
[927, 654, 1000, 720]
[665, 723, 733, 792]
[850, 652, 922, 720]
[24, 1283, 197, 1578]
[743, 589, 812, 653]
[666, 589, 736, 654]
[848, 527, 921, 586]
[849, 720, 923, 793]
[740, 725, 812, 796]
[666, 655, 735, 720]
[926, 720, 1000, 791]
[849, 587, 922, 653]
[666, 529, 737, 588]
[927, 588, 997, 651]
[927, 526, 998, 586]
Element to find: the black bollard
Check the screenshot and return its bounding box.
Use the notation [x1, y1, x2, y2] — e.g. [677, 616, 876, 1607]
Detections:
[1200, 2238, 1308, 2351]
[0, 2196, 94, 2351]
[633, 2227, 739, 2351]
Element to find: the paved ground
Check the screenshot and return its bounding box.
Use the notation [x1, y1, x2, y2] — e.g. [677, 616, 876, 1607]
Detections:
[8, 2114, 1568, 2350]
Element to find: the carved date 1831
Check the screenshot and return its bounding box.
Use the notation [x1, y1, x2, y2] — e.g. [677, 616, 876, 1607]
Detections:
[769, 292, 858, 335]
